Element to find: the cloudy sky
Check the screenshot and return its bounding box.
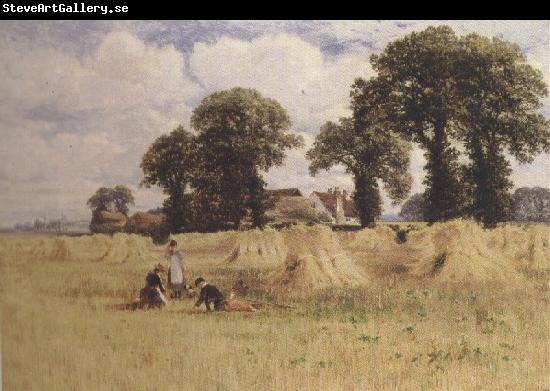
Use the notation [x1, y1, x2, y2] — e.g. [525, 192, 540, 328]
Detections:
[1, 20, 549, 226]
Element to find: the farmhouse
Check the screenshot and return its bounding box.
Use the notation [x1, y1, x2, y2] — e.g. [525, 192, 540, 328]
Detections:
[309, 187, 358, 225]
[265, 188, 332, 225]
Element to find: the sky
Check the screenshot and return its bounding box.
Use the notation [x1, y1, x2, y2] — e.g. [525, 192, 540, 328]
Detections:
[0, 20, 549, 226]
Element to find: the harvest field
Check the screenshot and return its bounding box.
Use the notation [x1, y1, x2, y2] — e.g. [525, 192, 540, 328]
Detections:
[1, 220, 549, 390]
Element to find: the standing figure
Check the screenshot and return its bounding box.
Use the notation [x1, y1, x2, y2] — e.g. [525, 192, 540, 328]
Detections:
[165, 240, 186, 299]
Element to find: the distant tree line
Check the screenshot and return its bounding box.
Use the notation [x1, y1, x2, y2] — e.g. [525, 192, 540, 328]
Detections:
[13, 217, 69, 233]
[399, 187, 550, 224]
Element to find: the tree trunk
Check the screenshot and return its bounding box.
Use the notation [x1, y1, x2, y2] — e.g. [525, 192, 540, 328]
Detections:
[247, 173, 267, 229]
[424, 120, 464, 223]
[353, 172, 381, 228]
[470, 132, 512, 229]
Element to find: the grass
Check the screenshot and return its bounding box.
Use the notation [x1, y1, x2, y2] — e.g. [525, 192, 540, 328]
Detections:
[1, 231, 549, 391]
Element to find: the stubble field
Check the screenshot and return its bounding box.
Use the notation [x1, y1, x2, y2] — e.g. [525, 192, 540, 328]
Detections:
[1, 220, 549, 390]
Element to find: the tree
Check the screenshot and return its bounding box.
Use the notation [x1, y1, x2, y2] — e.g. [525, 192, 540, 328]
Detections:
[140, 126, 196, 231]
[190, 87, 303, 229]
[369, 26, 466, 223]
[87, 186, 134, 233]
[113, 185, 135, 216]
[33, 218, 45, 231]
[86, 187, 115, 213]
[87, 186, 134, 216]
[455, 34, 550, 227]
[511, 187, 550, 223]
[307, 79, 412, 228]
[399, 193, 426, 222]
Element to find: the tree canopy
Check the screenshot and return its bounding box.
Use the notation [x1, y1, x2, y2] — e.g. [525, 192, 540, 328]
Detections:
[455, 34, 550, 227]
[140, 126, 196, 231]
[140, 88, 303, 232]
[307, 79, 412, 227]
[369, 25, 466, 223]
[190, 87, 303, 229]
[356, 25, 550, 228]
[87, 185, 134, 216]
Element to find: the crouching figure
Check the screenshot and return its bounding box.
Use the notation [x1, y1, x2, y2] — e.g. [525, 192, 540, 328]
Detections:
[193, 277, 256, 312]
[132, 264, 168, 310]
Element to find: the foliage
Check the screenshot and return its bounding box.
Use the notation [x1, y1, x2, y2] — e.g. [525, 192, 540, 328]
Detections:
[112, 186, 135, 216]
[369, 26, 467, 223]
[399, 193, 426, 222]
[87, 186, 134, 234]
[140, 126, 196, 231]
[86, 186, 134, 216]
[366, 25, 550, 227]
[190, 87, 303, 229]
[454, 34, 550, 228]
[308, 79, 412, 227]
[511, 187, 550, 223]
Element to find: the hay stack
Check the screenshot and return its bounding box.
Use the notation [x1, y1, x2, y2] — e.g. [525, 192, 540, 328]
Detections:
[98, 233, 157, 264]
[338, 225, 400, 258]
[171, 231, 238, 255]
[129, 212, 166, 232]
[270, 225, 368, 294]
[90, 211, 127, 234]
[224, 228, 287, 268]
[48, 237, 72, 261]
[339, 220, 548, 285]
[489, 224, 550, 271]
[266, 195, 332, 224]
[404, 220, 523, 284]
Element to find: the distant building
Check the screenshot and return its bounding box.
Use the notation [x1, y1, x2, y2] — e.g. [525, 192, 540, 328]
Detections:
[264, 188, 331, 225]
[265, 188, 303, 198]
[309, 187, 358, 225]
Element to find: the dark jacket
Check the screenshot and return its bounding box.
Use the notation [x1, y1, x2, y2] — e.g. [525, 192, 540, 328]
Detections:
[145, 271, 166, 293]
[195, 284, 225, 311]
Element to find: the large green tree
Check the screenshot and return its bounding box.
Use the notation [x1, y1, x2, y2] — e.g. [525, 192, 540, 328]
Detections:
[140, 126, 196, 231]
[307, 79, 412, 227]
[455, 34, 550, 227]
[190, 87, 303, 229]
[369, 26, 466, 223]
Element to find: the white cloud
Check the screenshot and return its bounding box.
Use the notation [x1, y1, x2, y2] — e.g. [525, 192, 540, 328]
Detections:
[0, 31, 198, 225]
[189, 33, 374, 133]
